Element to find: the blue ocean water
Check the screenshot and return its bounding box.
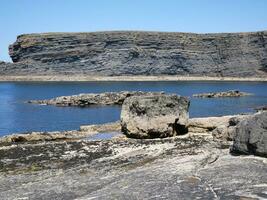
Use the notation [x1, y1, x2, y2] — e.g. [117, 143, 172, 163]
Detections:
[0, 81, 266, 136]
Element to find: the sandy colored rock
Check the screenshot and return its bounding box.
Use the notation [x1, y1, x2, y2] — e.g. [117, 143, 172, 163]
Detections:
[80, 121, 121, 132]
[188, 114, 250, 142]
[188, 115, 235, 132]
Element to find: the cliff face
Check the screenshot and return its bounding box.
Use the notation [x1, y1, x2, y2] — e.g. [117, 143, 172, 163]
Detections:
[3, 31, 267, 77]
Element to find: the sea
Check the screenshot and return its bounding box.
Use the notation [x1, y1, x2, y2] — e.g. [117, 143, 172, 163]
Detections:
[0, 81, 266, 136]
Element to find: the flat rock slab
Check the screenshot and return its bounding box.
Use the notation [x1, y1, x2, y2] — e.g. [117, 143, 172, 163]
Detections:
[0, 135, 266, 200]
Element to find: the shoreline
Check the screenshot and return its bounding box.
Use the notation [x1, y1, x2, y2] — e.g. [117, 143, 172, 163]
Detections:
[0, 75, 267, 82]
[0, 114, 245, 141]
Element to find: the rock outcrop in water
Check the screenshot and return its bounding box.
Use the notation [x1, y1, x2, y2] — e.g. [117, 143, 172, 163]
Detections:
[28, 91, 164, 106]
[1, 31, 267, 77]
[121, 94, 189, 138]
[193, 90, 252, 98]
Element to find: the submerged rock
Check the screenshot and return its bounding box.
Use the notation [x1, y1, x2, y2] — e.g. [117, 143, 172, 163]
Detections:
[231, 112, 267, 157]
[28, 91, 164, 107]
[121, 94, 190, 138]
[193, 90, 252, 98]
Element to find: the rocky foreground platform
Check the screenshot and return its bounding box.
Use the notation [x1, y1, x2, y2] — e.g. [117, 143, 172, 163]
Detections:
[1, 134, 266, 200]
[0, 112, 266, 199]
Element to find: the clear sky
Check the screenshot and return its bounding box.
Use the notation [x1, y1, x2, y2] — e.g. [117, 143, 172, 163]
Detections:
[1, 0, 267, 61]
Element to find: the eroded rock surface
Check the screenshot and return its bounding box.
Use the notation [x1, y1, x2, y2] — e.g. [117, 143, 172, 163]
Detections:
[1, 31, 267, 77]
[231, 111, 267, 157]
[0, 134, 266, 200]
[193, 90, 252, 98]
[28, 91, 164, 107]
[121, 94, 189, 138]
[0, 112, 266, 199]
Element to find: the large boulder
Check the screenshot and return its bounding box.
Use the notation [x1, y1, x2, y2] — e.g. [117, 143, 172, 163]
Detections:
[120, 94, 190, 138]
[230, 112, 267, 157]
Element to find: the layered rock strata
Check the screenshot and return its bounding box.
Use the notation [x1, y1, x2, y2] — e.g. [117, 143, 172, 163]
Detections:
[1, 31, 267, 77]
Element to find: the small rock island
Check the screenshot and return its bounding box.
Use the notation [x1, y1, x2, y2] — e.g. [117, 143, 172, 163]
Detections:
[193, 90, 252, 98]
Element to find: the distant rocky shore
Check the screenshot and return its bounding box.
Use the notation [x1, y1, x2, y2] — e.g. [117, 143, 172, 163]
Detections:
[1, 30, 267, 78]
[1, 75, 267, 82]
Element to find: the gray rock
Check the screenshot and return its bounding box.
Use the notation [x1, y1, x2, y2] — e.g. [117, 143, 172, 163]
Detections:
[255, 105, 267, 111]
[1, 31, 267, 77]
[193, 90, 252, 98]
[28, 91, 164, 107]
[231, 112, 267, 157]
[212, 115, 250, 142]
[121, 94, 190, 138]
[0, 134, 266, 200]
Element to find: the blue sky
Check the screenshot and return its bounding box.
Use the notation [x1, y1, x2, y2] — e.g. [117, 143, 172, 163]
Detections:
[1, 0, 267, 61]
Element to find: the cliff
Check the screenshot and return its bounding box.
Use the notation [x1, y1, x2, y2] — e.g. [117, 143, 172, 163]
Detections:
[1, 31, 267, 77]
